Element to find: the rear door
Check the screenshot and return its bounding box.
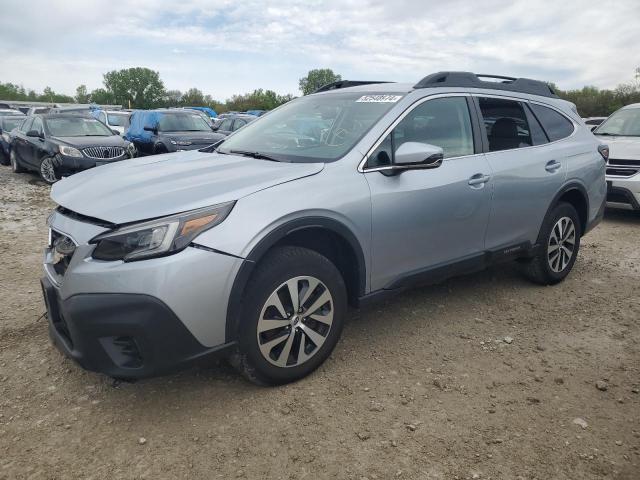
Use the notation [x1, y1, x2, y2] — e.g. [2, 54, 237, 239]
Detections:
[475, 96, 565, 250]
[14, 117, 33, 163]
[364, 95, 493, 291]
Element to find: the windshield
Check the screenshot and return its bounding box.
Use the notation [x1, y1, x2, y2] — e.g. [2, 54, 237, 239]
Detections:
[107, 113, 128, 126]
[158, 113, 211, 132]
[47, 117, 115, 137]
[595, 108, 640, 136]
[2, 118, 24, 130]
[217, 92, 404, 162]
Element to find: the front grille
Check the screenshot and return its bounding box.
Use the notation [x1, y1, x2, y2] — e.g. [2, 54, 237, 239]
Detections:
[82, 146, 125, 160]
[606, 158, 640, 177]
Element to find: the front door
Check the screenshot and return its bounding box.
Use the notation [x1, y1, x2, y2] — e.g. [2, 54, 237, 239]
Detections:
[364, 95, 493, 291]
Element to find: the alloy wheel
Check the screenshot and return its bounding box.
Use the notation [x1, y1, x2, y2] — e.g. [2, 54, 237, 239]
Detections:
[547, 216, 576, 273]
[40, 158, 58, 184]
[10, 151, 18, 172]
[257, 275, 334, 368]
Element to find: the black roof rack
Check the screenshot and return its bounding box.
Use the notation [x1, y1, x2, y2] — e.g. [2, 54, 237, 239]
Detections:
[413, 71, 558, 98]
[313, 80, 393, 93]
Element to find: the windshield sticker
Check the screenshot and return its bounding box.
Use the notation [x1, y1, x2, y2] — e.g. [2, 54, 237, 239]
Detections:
[356, 95, 403, 103]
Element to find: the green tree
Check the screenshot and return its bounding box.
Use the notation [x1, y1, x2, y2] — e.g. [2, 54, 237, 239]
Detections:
[75, 84, 90, 103]
[164, 89, 183, 106]
[89, 88, 115, 105]
[299, 68, 342, 95]
[182, 88, 205, 106]
[103, 67, 165, 108]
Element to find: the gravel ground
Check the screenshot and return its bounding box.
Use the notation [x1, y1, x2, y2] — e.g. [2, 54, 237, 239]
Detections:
[0, 166, 639, 480]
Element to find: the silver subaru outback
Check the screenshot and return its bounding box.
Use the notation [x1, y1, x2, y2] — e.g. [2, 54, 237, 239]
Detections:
[42, 72, 607, 384]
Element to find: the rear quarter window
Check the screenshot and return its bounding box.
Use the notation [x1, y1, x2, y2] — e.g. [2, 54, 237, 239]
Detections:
[529, 104, 574, 142]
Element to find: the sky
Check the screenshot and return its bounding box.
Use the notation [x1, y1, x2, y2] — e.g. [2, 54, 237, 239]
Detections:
[0, 0, 638, 100]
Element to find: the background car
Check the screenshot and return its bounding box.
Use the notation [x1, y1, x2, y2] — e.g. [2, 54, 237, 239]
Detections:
[593, 103, 640, 211]
[0, 108, 25, 117]
[185, 106, 218, 119]
[583, 116, 607, 131]
[125, 109, 225, 155]
[0, 115, 26, 165]
[212, 113, 256, 136]
[10, 114, 134, 184]
[91, 109, 131, 136]
[26, 106, 51, 115]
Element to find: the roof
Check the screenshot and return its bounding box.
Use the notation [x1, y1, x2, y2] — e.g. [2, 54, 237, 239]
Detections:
[311, 71, 560, 99]
[621, 103, 640, 110]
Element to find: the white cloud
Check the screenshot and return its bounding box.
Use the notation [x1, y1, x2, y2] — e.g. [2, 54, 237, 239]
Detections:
[0, 0, 638, 98]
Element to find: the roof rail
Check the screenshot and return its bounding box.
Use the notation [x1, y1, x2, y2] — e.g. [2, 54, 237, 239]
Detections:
[413, 71, 558, 98]
[313, 80, 393, 94]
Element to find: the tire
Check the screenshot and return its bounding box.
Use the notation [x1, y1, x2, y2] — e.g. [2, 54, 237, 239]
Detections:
[521, 202, 581, 285]
[10, 150, 26, 173]
[230, 246, 347, 385]
[153, 144, 168, 155]
[0, 150, 9, 166]
[39, 156, 59, 184]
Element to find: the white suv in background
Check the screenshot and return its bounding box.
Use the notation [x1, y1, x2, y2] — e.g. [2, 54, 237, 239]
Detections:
[594, 103, 640, 211]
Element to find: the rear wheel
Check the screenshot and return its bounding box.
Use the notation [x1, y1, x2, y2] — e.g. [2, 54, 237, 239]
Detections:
[231, 246, 347, 385]
[521, 202, 581, 285]
[10, 150, 26, 173]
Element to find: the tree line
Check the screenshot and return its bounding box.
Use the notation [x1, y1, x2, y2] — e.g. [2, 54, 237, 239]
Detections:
[1, 67, 638, 116]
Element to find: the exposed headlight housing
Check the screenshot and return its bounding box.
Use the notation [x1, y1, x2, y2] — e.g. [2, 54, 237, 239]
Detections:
[90, 202, 235, 262]
[59, 145, 83, 158]
[170, 140, 193, 146]
[126, 142, 137, 158]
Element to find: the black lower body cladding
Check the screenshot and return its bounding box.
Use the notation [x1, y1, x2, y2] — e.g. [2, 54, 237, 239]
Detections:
[41, 276, 234, 379]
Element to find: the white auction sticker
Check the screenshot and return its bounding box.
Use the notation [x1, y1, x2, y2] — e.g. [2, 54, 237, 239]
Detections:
[356, 95, 403, 103]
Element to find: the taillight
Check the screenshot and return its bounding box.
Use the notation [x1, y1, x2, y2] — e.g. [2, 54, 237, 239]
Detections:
[598, 144, 609, 161]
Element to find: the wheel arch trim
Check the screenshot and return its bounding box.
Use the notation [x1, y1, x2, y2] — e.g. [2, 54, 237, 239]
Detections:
[224, 216, 367, 343]
[545, 181, 590, 234]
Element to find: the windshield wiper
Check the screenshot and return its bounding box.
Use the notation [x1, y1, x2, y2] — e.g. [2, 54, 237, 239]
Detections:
[229, 150, 281, 162]
[595, 132, 619, 136]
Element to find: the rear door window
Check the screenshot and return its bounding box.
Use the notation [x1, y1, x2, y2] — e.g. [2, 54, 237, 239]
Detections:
[524, 105, 549, 145]
[477, 97, 533, 152]
[529, 104, 574, 142]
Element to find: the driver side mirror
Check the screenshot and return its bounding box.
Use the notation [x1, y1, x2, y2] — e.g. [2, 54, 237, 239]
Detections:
[143, 125, 158, 134]
[27, 129, 43, 139]
[393, 142, 444, 169]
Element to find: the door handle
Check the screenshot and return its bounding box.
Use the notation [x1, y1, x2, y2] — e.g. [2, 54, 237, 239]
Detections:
[545, 160, 562, 172]
[468, 174, 491, 186]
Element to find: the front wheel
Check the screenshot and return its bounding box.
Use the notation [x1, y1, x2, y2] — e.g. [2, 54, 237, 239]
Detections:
[521, 202, 581, 285]
[39, 156, 59, 184]
[231, 246, 347, 385]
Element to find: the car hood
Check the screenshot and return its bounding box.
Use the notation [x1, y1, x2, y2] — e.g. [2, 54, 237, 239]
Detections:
[595, 135, 640, 159]
[161, 131, 225, 145]
[53, 135, 127, 148]
[51, 150, 324, 224]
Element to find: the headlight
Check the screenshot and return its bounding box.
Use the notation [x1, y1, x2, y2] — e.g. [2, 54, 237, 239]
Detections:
[90, 202, 235, 262]
[2, 133, 9, 142]
[59, 145, 83, 158]
[170, 140, 192, 146]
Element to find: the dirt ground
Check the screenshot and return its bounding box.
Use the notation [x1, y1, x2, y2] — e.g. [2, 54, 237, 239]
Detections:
[0, 166, 638, 480]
